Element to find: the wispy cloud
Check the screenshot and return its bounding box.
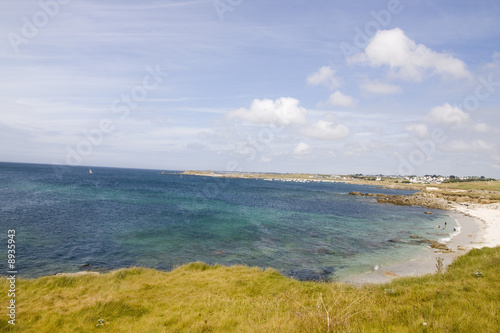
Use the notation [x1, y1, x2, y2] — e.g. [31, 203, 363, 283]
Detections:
[300, 120, 349, 140]
[360, 80, 402, 95]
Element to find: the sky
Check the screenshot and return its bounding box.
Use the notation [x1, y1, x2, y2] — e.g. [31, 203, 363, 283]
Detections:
[1, 0, 500, 177]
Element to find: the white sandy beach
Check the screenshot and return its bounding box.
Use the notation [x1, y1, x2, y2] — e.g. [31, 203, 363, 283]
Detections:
[452, 202, 500, 249]
[343, 202, 500, 285]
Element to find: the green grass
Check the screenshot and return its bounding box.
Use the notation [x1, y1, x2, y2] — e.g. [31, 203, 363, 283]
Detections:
[1, 247, 500, 332]
[435, 181, 500, 192]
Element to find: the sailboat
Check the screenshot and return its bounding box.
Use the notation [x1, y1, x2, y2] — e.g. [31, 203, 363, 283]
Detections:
[89, 169, 93, 174]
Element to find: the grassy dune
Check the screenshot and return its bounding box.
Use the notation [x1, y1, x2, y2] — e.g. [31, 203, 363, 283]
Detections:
[434, 181, 500, 191]
[1, 247, 499, 332]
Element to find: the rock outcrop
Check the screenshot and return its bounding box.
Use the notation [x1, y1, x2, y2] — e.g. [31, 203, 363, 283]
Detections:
[348, 191, 388, 197]
[429, 240, 452, 252]
[377, 192, 452, 210]
[348, 191, 451, 210]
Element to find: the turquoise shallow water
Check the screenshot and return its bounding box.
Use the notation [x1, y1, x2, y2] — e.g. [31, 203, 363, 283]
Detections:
[0, 162, 456, 280]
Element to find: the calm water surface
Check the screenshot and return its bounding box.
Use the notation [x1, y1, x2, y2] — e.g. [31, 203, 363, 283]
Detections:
[0, 162, 455, 280]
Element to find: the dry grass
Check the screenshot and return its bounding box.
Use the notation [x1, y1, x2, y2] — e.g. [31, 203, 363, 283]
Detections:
[436, 181, 500, 192]
[1, 248, 499, 332]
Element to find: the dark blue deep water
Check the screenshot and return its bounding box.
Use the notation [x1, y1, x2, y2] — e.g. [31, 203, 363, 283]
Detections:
[0, 162, 455, 280]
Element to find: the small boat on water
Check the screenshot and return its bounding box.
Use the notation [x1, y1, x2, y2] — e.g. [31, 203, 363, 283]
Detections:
[89, 169, 93, 174]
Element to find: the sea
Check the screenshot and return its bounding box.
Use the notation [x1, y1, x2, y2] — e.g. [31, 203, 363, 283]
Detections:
[0, 162, 457, 281]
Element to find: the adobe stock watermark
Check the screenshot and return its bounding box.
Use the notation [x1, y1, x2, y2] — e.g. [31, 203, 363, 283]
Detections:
[456, 73, 499, 112]
[213, 0, 242, 21]
[398, 129, 447, 175]
[339, 0, 403, 59]
[398, 73, 500, 175]
[6, 229, 17, 326]
[235, 120, 285, 163]
[7, 0, 71, 54]
[52, 65, 164, 178]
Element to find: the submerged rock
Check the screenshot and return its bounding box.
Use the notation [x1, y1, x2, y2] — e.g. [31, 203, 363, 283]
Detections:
[287, 267, 335, 281]
[388, 238, 425, 246]
[349, 192, 388, 197]
[314, 248, 336, 255]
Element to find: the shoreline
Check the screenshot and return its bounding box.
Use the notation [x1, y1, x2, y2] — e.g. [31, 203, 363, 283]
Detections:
[185, 172, 499, 285]
[451, 202, 500, 248]
[31, 205, 499, 284]
[31, 176, 500, 284]
[342, 203, 498, 285]
[60, 204, 495, 285]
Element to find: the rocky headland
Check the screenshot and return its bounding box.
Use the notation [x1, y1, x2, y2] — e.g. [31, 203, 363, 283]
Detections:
[348, 191, 452, 210]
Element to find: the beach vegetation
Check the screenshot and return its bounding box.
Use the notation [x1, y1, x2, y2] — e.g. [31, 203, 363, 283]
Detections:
[435, 181, 500, 192]
[435, 256, 444, 274]
[1, 247, 499, 332]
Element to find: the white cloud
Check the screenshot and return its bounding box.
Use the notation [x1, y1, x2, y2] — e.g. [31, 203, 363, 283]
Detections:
[425, 103, 470, 127]
[405, 123, 428, 138]
[0, 99, 101, 136]
[293, 142, 311, 155]
[349, 28, 472, 81]
[441, 140, 496, 153]
[327, 91, 356, 107]
[300, 120, 349, 140]
[361, 80, 402, 94]
[474, 122, 491, 133]
[227, 97, 307, 125]
[424, 104, 493, 134]
[306, 66, 342, 89]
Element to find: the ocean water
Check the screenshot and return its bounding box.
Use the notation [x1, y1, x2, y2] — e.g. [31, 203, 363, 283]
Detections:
[0, 162, 456, 281]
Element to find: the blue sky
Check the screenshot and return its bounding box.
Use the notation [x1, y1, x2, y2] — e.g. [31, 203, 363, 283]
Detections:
[1, 0, 500, 176]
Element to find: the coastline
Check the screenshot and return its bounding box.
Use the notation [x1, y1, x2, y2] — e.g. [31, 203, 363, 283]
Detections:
[60, 204, 497, 285]
[451, 202, 500, 249]
[57, 202, 500, 284]
[342, 203, 498, 285]
[43, 173, 500, 285]
[181, 172, 500, 285]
